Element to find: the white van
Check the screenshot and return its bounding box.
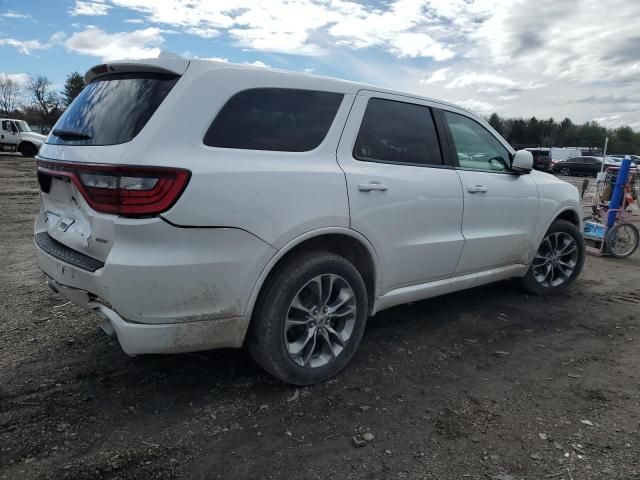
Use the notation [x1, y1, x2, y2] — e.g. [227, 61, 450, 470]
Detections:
[550, 147, 582, 161]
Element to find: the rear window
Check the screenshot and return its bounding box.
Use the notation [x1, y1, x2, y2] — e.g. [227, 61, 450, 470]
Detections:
[203, 88, 343, 152]
[47, 73, 179, 146]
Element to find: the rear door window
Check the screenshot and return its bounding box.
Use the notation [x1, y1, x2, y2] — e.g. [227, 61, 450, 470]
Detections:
[48, 73, 179, 146]
[204, 88, 343, 152]
[353, 98, 442, 166]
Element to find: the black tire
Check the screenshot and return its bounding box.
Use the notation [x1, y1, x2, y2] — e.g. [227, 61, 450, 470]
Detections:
[248, 251, 368, 385]
[559, 167, 571, 176]
[519, 219, 585, 295]
[605, 223, 639, 258]
[20, 142, 37, 157]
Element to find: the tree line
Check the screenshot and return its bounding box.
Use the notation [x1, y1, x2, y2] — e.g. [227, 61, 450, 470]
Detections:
[486, 113, 639, 155]
[0, 72, 85, 126]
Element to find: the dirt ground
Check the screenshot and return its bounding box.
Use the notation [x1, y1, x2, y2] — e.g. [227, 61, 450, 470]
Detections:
[1, 153, 639, 480]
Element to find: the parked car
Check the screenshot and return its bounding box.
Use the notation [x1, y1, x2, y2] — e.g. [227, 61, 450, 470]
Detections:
[34, 58, 585, 385]
[550, 156, 603, 176]
[608, 154, 640, 162]
[0, 118, 46, 156]
[604, 156, 638, 168]
[524, 148, 551, 171]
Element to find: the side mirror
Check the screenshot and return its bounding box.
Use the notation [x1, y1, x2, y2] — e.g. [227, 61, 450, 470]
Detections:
[511, 150, 533, 173]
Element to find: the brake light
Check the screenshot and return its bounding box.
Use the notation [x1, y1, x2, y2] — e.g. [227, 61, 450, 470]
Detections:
[37, 160, 190, 217]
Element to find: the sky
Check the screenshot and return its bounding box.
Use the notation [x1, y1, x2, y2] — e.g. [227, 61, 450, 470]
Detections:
[1, 0, 639, 129]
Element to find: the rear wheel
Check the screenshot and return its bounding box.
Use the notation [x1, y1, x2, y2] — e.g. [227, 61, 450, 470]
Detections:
[606, 223, 639, 258]
[520, 219, 585, 295]
[20, 142, 37, 157]
[249, 251, 368, 385]
[559, 167, 571, 176]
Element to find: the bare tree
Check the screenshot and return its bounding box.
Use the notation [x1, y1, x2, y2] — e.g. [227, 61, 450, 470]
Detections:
[25, 74, 62, 123]
[0, 77, 21, 115]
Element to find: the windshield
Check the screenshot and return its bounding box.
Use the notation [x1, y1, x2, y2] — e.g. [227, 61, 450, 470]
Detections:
[15, 121, 31, 132]
[47, 72, 179, 146]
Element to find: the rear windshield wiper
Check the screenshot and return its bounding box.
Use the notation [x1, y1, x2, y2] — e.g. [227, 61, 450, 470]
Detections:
[51, 129, 92, 140]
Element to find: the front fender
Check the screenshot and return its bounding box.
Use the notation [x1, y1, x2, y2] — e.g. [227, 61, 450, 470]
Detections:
[531, 200, 582, 261]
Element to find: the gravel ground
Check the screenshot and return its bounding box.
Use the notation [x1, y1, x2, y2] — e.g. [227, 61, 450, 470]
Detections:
[1, 154, 639, 480]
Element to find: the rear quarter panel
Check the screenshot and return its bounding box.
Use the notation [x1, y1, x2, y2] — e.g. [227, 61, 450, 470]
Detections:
[128, 64, 354, 248]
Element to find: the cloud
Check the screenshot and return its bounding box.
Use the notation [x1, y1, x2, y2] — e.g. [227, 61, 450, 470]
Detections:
[420, 67, 450, 84]
[200, 56, 229, 63]
[243, 60, 270, 68]
[451, 99, 496, 114]
[193, 56, 270, 68]
[185, 27, 219, 38]
[65, 27, 164, 60]
[70, 1, 111, 16]
[0, 72, 29, 86]
[572, 95, 640, 104]
[0, 32, 65, 55]
[102, 0, 457, 60]
[0, 37, 46, 55]
[0, 11, 31, 19]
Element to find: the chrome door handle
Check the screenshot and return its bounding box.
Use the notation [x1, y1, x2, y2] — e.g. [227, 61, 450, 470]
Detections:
[358, 182, 388, 192]
[467, 184, 488, 193]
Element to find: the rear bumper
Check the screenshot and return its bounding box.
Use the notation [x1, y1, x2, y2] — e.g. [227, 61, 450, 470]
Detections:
[46, 277, 249, 354]
[35, 211, 276, 353]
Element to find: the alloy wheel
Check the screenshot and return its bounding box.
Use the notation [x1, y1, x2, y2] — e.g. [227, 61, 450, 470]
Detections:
[532, 232, 579, 287]
[284, 274, 356, 368]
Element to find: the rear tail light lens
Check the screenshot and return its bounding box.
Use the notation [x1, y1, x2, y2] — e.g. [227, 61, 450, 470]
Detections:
[37, 160, 190, 217]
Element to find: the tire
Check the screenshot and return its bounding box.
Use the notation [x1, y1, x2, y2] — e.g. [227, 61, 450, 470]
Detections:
[519, 219, 585, 295]
[559, 167, 571, 176]
[606, 223, 639, 258]
[20, 142, 37, 157]
[248, 251, 368, 385]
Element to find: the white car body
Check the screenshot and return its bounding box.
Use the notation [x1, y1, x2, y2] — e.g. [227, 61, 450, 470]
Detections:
[34, 58, 583, 358]
[0, 118, 46, 155]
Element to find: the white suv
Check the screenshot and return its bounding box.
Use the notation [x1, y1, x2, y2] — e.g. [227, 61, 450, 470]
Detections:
[34, 58, 585, 385]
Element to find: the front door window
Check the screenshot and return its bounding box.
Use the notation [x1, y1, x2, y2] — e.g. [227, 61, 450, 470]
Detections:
[444, 111, 510, 172]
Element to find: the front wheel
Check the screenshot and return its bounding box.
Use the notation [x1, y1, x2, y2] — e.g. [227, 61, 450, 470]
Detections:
[20, 142, 37, 157]
[520, 219, 585, 295]
[248, 251, 368, 385]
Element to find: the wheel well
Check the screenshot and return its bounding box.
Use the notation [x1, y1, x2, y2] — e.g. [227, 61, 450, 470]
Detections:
[18, 141, 35, 152]
[258, 234, 377, 314]
[555, 209, 580, 227]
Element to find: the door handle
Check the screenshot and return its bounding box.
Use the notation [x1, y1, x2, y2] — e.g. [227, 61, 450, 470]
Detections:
[358, 182, 388, 192]
[467, 184, 488, 193]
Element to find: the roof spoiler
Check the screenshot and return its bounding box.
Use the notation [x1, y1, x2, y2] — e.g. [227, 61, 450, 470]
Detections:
[84, 57, 189, 83]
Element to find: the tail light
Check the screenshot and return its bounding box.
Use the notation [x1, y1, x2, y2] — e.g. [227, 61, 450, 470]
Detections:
[37, 160, 190, 217]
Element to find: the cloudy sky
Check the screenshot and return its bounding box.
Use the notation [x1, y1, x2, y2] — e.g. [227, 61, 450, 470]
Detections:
[1, 0, 639, 129]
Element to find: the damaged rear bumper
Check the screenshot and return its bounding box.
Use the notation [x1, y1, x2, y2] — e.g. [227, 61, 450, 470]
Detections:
[46, 277, 249, 355]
